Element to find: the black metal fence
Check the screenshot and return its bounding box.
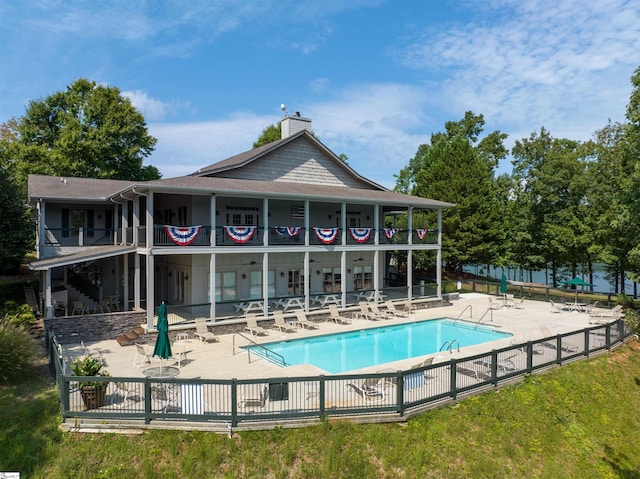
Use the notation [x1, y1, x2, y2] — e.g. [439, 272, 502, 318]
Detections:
[47, 318, 633, 432]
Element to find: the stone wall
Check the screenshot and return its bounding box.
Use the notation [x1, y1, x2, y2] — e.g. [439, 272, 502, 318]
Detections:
[44, 311, 146, 344]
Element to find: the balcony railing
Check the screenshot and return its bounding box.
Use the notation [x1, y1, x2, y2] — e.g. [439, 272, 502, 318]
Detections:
[44, 226, 439, 248]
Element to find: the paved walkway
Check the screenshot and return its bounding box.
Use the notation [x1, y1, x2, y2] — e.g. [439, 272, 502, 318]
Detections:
[61, 293, 611, 381]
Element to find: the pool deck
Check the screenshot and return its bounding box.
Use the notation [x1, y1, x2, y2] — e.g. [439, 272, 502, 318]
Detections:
[61, 293, 613, 381]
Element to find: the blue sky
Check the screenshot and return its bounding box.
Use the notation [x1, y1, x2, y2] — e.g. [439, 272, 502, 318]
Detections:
[1, 1, 639, 188]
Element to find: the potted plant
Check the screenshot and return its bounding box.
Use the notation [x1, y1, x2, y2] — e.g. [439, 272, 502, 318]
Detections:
[71, 355, 110, 410]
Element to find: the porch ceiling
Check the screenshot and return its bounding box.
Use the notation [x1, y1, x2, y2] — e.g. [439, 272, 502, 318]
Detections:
[29, 245, 137, 271]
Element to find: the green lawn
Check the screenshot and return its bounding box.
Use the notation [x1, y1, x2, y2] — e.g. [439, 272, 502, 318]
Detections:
[2, 343, 640, 478]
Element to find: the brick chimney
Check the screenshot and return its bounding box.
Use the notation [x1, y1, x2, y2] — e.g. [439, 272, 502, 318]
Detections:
[281, 112, 312, 139]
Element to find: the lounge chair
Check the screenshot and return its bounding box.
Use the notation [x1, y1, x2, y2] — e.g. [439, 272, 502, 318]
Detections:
[514, 297, 525, 309]
[368, 302, 394, 319]
[238, 383, 268, 408]
[328, 304, 352, 324]
[549, 300, 564, 313]
[132, 343, 153, 367]
[345, 382, 384, 401]
[244, 314, 269, 336]
[384, 300, 409, 318]
[540, 325, 580, 352]
[361, 377, 387, 396]
[488, 297, 500, 310]
[272, 311, 297, 333]
[590, 304, 623, 319]
[293, 310, 320, 329]
[194, 318, 219, 343]
[356, 301, 380, 321]
[402, 300, 418, 313]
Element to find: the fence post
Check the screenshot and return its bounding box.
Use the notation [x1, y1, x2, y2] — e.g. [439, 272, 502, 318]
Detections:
[526, 342, 533, 373]
[450, 358, 458, 400]
[397, 371, 405, 417]
[491, 350, 498, 386]
[319, 376, 325, 419]
[144, 380, 152, 424]
[231, 379, 239, 427]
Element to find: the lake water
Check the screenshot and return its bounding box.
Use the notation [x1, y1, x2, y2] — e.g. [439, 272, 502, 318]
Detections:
[463, 264, 637, 296]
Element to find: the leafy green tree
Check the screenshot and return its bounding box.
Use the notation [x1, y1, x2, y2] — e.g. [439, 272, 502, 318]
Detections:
[396, 111, 507, 272]
[253, 123, 282, 148]
[8, 78, 160, 188]
[0, 166, 33, 274]
[511, 128, 591, 287]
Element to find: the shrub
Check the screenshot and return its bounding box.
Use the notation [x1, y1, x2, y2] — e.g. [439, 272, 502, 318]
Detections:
[0, 321, 39, 384]
[2, 301, 37, 329]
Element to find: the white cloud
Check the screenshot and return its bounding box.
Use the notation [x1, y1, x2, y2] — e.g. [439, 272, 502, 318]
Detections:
[399, 0, 640, 143]
[148, 112, 280, 178]
[122, 90, 172, 122]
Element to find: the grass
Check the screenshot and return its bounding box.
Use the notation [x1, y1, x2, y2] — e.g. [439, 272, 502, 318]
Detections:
[2, 343, 640, 478]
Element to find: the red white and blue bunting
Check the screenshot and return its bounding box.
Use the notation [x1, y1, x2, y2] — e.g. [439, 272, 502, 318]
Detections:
[164, 225, 202, 246]
[274, 226, 301, 237]
[383, 228, 398, 239]
[349, 227, 372, 243]
[313, 227, 339, 244]
[224, 226, 257, 244]
[416, 228, 428, 240]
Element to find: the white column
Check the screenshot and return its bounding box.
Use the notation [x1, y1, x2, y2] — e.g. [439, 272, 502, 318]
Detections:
[407, 206, 413, 301]
[133, 196, 140, 244]
[374, 250, 380, 302]
[373, 204, 380, 245]
[134, 254, 141, 310]
[340, 251, 347, 308]
[122, 201, 129, 245]
[44, 269, 53, 318]
[210, 194, 216, 246]
[263, 198, 269, 246]
[146, 254, 155, 330]
[304, 200, 310, 246]
[304, 251, 310, 310]
[209, 253, 216, 322]
[123, 254, 129, 311]
[146, 192, 154, 249]
[262, 252, 269, 317]
[437, 208, 442, 298]
[341, 202, 347, 244]
[38, 200, 45, 258]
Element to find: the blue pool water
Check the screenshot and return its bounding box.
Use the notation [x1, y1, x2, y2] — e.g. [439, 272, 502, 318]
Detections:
[247, 319, 512, 373]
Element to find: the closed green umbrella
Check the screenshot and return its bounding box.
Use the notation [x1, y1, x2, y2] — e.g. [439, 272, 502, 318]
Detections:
[500, 273, 508, 294]
[153, 301, 172, 373]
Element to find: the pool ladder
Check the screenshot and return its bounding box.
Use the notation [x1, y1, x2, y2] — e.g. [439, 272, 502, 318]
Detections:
[439, 339, 460, 354]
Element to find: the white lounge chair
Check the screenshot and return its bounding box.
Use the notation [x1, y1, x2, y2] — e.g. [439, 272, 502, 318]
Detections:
[238, 383, 268, 408]
[384, 300, 409, 318]
[194, 318, 218, 343]
[346, 382, 384, 402]
[368, 302, 394, 319]
[328, 304, 352, 324]
[244, 314, 269, 336]
[293, 310, 320, 329]
[272, 311, 297, 333]
[356, 301, 380, 321]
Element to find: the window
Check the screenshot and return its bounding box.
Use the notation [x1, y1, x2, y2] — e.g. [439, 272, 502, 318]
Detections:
[353, 265, 372, 290]
[288, 269, 305, 296]
[178, 206, 187, 225]
[249, 270, 276, 299]
[244, 214, 254, 225]
[232, 213, 242, 225]
[215, 272, 236, 302]
[323, 267, 341, 293]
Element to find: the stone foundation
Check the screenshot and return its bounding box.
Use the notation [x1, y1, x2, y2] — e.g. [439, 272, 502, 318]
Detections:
[44, 311, 146, 344]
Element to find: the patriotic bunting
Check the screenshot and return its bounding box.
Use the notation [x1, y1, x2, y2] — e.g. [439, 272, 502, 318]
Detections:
[164, 225, 202, 246]
[416, 228, 428, 240]
[274, 226, 301, 237]
[224, 225, 257, 244]
[349, 227, 372, 243]
[313, 227, 339, 244]
[383, 228, 398, 239]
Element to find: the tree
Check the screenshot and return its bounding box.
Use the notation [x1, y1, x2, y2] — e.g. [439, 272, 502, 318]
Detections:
[8, 78, 160, 187]
[396, 112, 507, 272]
[253, 123, 281, 148]
[0, 166, 33, 274]
[511, 128, 591, 287]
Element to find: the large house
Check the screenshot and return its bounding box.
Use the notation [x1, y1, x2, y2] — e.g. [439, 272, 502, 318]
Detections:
[28, 114, 453, 330]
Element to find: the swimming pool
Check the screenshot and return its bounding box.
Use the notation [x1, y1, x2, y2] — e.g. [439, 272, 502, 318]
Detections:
[247, 319, 512, 373]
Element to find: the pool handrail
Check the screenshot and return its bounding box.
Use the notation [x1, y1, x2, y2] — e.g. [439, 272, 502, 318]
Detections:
[474, 307, 494, 329]
[456, 304, 472, 321]
[232, 332, 288, 367]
